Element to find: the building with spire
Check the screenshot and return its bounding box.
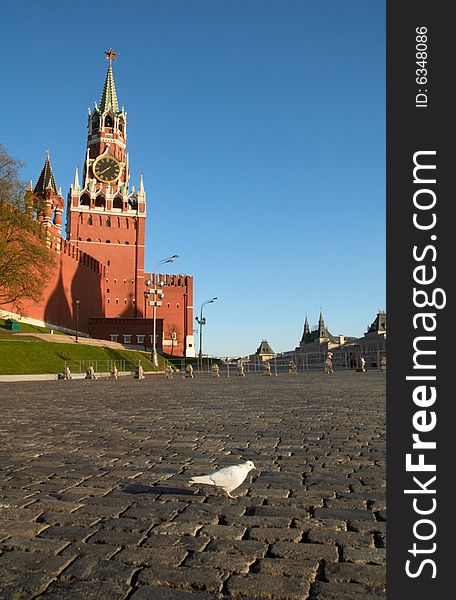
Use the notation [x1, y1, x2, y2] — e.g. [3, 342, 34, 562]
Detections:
[66, 48, 147, 320]
[1, 50, 195, 357]
[296, 311, 349, 353]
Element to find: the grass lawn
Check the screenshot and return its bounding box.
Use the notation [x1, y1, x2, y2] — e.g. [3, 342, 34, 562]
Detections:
[0, 339, 158, 375]
[0, 318, 68, 337]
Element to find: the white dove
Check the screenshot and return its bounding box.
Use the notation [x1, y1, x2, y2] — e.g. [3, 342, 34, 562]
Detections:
[189, 460, 256, 498]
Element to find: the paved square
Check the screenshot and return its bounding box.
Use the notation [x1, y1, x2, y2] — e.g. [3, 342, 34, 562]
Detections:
[0, 371, 386, 599]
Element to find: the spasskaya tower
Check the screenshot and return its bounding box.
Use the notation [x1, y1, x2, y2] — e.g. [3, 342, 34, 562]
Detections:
[66, 49, 146, 318]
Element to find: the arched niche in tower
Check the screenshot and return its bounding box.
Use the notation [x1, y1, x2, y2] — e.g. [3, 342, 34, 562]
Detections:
[80, 193, 90, 207]
[112, 196, 123, 210]
[118, 118, 124, 133]
[95, 194, 105, 209]
[91, 115, 100, 132]
[105, 114, 114, 129]
[128, 197, 138, 211]
[87, 215, 93, 225]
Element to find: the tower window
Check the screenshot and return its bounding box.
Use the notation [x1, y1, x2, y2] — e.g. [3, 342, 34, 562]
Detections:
[86, 238, 92, 242]
[105, 115, 114, 128]
[106, 217, 111, 227]
[80, 193, 90, 206]
[87, 216, 93, 225]
[95, 195, 105, 209]
[113, 197, 122, 210]
[106, 240, 111, 243]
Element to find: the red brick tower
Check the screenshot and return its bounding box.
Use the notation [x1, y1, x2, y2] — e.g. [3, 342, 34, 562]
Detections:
[66, 49, 146, 318]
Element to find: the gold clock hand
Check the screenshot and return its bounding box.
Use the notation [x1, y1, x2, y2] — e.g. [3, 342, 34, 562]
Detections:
[98, 166, 113, 175]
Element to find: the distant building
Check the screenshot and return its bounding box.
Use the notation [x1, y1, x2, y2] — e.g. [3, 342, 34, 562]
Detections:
[296, 312, 355, 354]
[250, 339, 276, 362]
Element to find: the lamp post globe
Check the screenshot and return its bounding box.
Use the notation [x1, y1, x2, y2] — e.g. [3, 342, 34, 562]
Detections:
[75, 299, 80, 342]
[196, 297, 218, 360]
[148, 254, 180, 368]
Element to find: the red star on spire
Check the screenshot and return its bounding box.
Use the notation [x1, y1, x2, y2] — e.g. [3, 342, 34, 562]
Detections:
[105, 48, 118, 64]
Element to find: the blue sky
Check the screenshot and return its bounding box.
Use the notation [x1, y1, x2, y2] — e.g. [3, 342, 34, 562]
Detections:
[1, 0, 385, 357]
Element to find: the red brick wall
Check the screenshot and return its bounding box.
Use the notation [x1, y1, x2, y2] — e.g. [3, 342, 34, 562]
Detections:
[89, 317, 163, 349]
[141, 273, 194, 357]
[2, 239, 105, 333]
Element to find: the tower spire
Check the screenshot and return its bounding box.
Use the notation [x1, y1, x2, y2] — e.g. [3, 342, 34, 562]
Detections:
[34, 152, 58, 195]
[99, 49, 119, 113]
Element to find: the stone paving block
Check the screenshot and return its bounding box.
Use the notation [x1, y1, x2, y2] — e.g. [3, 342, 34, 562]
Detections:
[347, 520, 386, 534]
[152, 521, 203, 537]
[323, 562, 386, 587]
[38, 579, 131, 599]
[28, 496, 84, 513]
[251, 506, 309, 520]
[86, 530, 145, 546]
[293, 518, 347, 532]
[129, 584, 221, 599]
[58, 555, 136, 582]
[269, 541, 338, 562]
[38, 525, 94, 542]
[72, 504, 125, 518]
[224, 515, 292, 529]
[99, 517, 154, 533]
[198, 524, 246, 540]
[143, 533, 210, 553]
[115, 545, 188, 567]
[205, 539, 268, 560]
[307, 528, 374, 548]
[309, 581, 386, 599]
[225, 573, 311, 599]
[36, 510, 100, 527]
[0, 572, 55, 599]
[0, 550, 73, 579]
[263, 496, 324, 509]
[0, 506, 44, 521]
[59, 541, 121, 559]
[183, 550, 254, 573]
[252, 557, 318, 578]
[314, 508, 375, 522]
[138, 564, 224, 593]
[121, 505, 181, 521]
[0, 521, 49, 537]
[245, 527, 303, 543]
[180, 503, 246, 520]
[0, 535, 69, 555]
[342, 546, 386, 564]
[325, 498, 368, 509]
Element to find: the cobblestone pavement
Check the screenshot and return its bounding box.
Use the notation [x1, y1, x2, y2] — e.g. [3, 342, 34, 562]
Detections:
[0, 371, 386, 599]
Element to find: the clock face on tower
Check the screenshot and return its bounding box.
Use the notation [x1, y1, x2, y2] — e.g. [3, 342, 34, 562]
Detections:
[93, 155, 121, 183]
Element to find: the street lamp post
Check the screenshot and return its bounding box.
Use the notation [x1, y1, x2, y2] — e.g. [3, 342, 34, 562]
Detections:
[145, 254, 179, 368]
[75, 299, 80, 342]
[143, 291, 151, 351]
[196, 297, 218, 360]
